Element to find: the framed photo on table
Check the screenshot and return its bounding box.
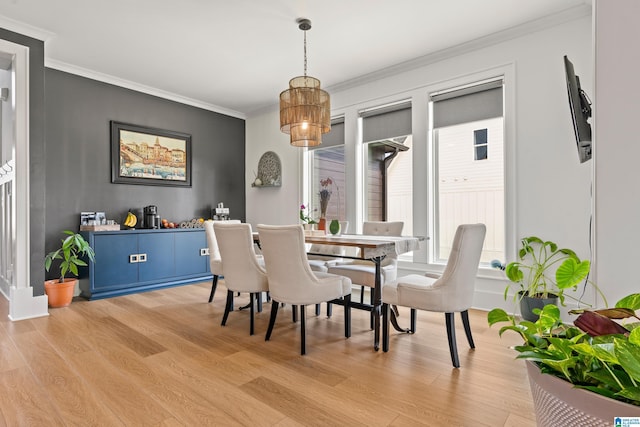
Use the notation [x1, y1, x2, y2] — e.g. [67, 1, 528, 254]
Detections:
[110, 121, 192, 187]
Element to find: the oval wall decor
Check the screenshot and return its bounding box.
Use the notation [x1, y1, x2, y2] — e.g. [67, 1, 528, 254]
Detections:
[253, 151, 281, 187]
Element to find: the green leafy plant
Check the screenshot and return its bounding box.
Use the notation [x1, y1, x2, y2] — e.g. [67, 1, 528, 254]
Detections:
[488, 293, 640, 406]
[505, 236, 594, 304]
[45, 231, 96, 282]
[299, 204, 317, 225]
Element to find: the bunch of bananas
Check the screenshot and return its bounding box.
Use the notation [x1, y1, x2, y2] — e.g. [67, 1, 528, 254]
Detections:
[124, 211, 137, 228]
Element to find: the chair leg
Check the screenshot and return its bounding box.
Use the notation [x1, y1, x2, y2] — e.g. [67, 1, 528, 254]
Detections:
[360, 285, 365, 304]
[445, 312, 460, 368]
[249, 293, 255, 336]
[221, 290, 233, 326]
[208, 275, 219, 303]
[300, 305, 306, 355]
[461, 310, 475, 349]
[344, 295, 351, 338]
[265, 301, 279, 341]
[292, 305, 298, 322]
[256, 293, 263, 313]
[410, 308, 417, 334]
[326, 302, 332, 317]
[382, 303, 390, 352]
[315, 303, 321, 316]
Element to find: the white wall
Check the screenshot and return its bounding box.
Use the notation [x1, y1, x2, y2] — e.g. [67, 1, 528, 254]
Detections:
[593, 0, 640, 306]
[246, 13, 594, 311]
[246, 110, 301, 226]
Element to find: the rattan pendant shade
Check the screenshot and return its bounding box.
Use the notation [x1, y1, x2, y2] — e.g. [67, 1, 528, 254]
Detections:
[280, 76, 330, 147]
[279, 19, 330, 147]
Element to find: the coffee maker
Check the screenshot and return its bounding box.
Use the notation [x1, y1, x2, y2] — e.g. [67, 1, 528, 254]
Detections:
[213, 202, 230, 220]
[143, 205, 160, 229]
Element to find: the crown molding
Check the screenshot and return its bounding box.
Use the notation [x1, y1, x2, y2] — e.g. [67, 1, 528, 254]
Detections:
[327, 4, 592, 94]
[0, 15, 245, 118]
[0, 15, 55, 41]
[45, 58, 246, 119]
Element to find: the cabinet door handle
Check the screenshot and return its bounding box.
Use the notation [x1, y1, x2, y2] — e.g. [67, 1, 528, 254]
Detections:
[200, 248, 209, 256]
[129, 254, 139, 263]
[138, 253, 147, 263]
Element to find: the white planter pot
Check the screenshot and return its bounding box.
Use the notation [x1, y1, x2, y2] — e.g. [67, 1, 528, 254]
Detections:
[526, 361, 640, 426]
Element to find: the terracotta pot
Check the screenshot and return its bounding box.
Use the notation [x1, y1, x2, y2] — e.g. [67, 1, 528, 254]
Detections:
[526, 361, 640, 426]
[44, 278, 77, 308]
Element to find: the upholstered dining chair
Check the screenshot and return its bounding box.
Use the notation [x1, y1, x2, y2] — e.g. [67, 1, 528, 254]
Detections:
[381, 223, 486, 368]
[257, 224, 352, 355]
[204, 219, 241, 303]
[214, 222, 269, 335]
[327, 221, 404, 310]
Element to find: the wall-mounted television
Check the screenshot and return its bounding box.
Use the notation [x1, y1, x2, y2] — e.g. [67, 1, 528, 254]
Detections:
[564, 55, 592, 163]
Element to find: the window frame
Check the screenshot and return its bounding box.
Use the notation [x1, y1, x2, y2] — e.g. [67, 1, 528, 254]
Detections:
[474, 128, 489, 161]
[300, 64, 515, 276]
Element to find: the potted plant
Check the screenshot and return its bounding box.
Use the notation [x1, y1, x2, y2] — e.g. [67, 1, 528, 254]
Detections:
[488, 294, 640, 425]
[504, 236, 594, 321]
[44, 230, 96, 308]
[299, 204, 317, 230]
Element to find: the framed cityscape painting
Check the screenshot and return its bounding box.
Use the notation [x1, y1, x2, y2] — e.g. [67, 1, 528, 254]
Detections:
[110, 121, 192, 187]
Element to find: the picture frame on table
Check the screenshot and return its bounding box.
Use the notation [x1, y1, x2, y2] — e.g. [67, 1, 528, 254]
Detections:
[110, 121, 192, 187]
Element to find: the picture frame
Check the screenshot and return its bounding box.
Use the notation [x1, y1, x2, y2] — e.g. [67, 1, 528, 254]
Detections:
[110, 121, 192, 187]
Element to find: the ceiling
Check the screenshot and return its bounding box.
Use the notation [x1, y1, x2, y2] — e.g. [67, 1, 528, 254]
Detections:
[0, 0, 590, 118]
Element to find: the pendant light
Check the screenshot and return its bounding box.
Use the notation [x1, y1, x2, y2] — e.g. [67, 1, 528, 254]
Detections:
[279, 18, 330, 147]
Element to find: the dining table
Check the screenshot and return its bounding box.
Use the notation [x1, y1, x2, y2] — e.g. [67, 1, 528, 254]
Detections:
[255, 231, 425, 351]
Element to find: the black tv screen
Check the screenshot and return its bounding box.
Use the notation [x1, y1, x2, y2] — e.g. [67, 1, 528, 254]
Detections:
[564, 55, 592, 163]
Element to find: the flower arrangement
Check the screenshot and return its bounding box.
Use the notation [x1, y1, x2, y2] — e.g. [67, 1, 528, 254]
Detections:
[319, 177, 333, 217]
[299, 204, 317, 225]
[488, 293, 640, 406]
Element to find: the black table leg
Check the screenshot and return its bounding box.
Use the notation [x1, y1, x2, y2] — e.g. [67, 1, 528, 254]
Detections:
[389, 306, 413, 333]
[373, 256, 382, 351]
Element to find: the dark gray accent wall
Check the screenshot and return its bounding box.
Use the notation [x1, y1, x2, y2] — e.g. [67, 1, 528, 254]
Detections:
[44, 69, 245, 281]
[0, 29, 46, 294]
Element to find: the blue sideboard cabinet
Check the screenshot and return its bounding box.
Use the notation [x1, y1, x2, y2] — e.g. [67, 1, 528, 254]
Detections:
[79, 228, 212, 300]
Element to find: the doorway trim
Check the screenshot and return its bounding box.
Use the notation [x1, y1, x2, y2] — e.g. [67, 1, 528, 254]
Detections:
[0, 38, 48, 320]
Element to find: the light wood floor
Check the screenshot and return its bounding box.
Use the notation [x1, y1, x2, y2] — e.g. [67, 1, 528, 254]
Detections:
[0, 281, 536, 426]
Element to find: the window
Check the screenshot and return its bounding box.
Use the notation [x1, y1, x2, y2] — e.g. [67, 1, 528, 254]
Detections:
[474, 128, 488, 160]
[361, 102, 413, 237]
[431, 79, 505, 265]
[301, 75, 508, 269]
[307, 120, 346, 222]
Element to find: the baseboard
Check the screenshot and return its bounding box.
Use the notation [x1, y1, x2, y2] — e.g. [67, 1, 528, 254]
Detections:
[8, 286, 49, 321]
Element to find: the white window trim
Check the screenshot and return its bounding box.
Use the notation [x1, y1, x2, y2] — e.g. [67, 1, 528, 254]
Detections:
[424, 65, 516, 274]
[301, 63, 516, 278]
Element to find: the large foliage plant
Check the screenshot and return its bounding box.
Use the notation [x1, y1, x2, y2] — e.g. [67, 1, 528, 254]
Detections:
[45, 231, 96, 283]
[505, 236, 595, 304]
[488, 293, 640, 406]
